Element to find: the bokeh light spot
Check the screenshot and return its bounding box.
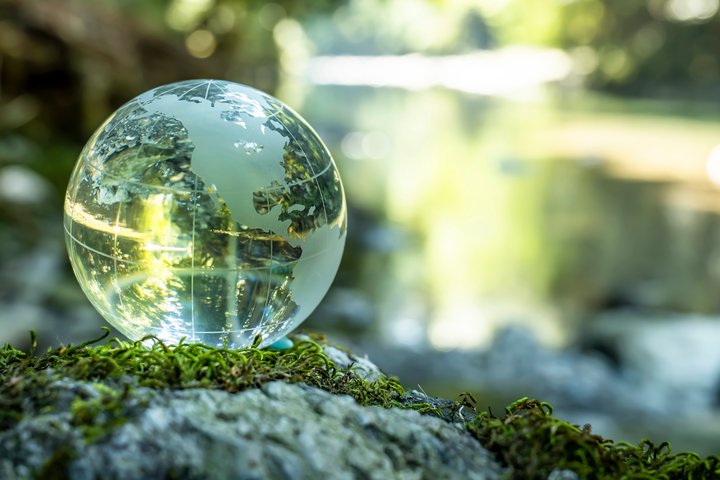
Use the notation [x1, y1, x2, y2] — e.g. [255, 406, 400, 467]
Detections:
[705, 144, 720, 186]
[166, 0, 214, 31]
[665, 0, 719, 22]
[185, 29, 216, 58]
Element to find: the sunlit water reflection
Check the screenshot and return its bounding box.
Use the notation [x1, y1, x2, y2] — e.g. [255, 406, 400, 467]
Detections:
[285, 78, 720, 452]
[291, 82, 720, 351]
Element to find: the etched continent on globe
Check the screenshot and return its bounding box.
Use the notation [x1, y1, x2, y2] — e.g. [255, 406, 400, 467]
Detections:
[64, 80, 347, 348]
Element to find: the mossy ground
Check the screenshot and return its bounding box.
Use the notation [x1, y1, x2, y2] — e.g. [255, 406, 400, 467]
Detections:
[1, 329, 719, 480]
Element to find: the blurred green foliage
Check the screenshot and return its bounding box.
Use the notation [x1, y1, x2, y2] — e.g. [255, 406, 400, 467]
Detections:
[472, 0, 720, 97]
[557, 0, 720, 96]
[0, 0, 335, 142]
[1, 0, 714, 173]
[0, 0, 336, 251]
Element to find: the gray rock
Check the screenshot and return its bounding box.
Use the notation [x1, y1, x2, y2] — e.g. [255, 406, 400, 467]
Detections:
[584, 309, 720, 411]
[399, 389, 477, 424]
[0, 380, 505, 480]
[354, 326, 645, 415]
[322, 344, 384, 383]
[547, 469, 579, 480]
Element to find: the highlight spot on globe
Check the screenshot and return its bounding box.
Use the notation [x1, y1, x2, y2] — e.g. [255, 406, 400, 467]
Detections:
[64, 79, 347, 349]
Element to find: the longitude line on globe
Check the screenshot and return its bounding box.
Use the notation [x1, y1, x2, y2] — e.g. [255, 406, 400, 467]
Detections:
[190, 175, 199, 336]
[112, 201, 127, 310]
[278, 109, 331, 248]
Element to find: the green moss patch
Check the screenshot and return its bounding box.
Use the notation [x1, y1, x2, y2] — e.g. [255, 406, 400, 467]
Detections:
[0, 329, 402, 432]
[467, 397, 720, 480]
[2, 329, 719, 479]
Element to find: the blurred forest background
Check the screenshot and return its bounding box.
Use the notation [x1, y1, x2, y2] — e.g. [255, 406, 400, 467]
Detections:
[3, 0, 720, 454]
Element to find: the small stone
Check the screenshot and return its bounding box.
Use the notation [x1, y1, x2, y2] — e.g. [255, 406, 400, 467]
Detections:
[267, 337, 294, 350]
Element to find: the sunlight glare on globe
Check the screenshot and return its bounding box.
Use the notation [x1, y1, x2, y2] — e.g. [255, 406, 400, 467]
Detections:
[64, 79, 347, 348]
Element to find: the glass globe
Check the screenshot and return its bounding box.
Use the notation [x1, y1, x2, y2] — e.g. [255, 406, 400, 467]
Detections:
[64, 80, 347, 348]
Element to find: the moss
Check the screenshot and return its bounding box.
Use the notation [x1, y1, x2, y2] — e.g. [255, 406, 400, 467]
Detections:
[2, 330, 720, 479]
[69, 384, 133, 442]
[0, 329, 403, 434]
[0, 329, 406, 478]
[465, 396, 720, 480]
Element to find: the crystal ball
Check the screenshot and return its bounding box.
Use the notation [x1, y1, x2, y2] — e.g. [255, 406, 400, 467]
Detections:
[64, 80, 347, 348]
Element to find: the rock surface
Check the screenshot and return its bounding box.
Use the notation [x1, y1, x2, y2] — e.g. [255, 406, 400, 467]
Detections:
[0, 379, 504, 480]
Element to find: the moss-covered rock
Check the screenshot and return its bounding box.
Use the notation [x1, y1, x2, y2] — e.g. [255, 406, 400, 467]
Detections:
[2, 379, 503, 479]
[1, 330, 719, 479]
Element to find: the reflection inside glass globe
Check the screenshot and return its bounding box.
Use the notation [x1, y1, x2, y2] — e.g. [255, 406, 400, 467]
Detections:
[64, 80, 347, 348]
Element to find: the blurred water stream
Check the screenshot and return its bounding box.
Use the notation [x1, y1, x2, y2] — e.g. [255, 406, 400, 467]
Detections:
[295, 77, 720, 350]
[286, 63, 720, 453]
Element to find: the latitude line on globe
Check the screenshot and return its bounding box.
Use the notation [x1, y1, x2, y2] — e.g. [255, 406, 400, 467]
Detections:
[141, 325, 262, 334]
[82, 157, 335, 194]
[64, 223, 336, 269]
